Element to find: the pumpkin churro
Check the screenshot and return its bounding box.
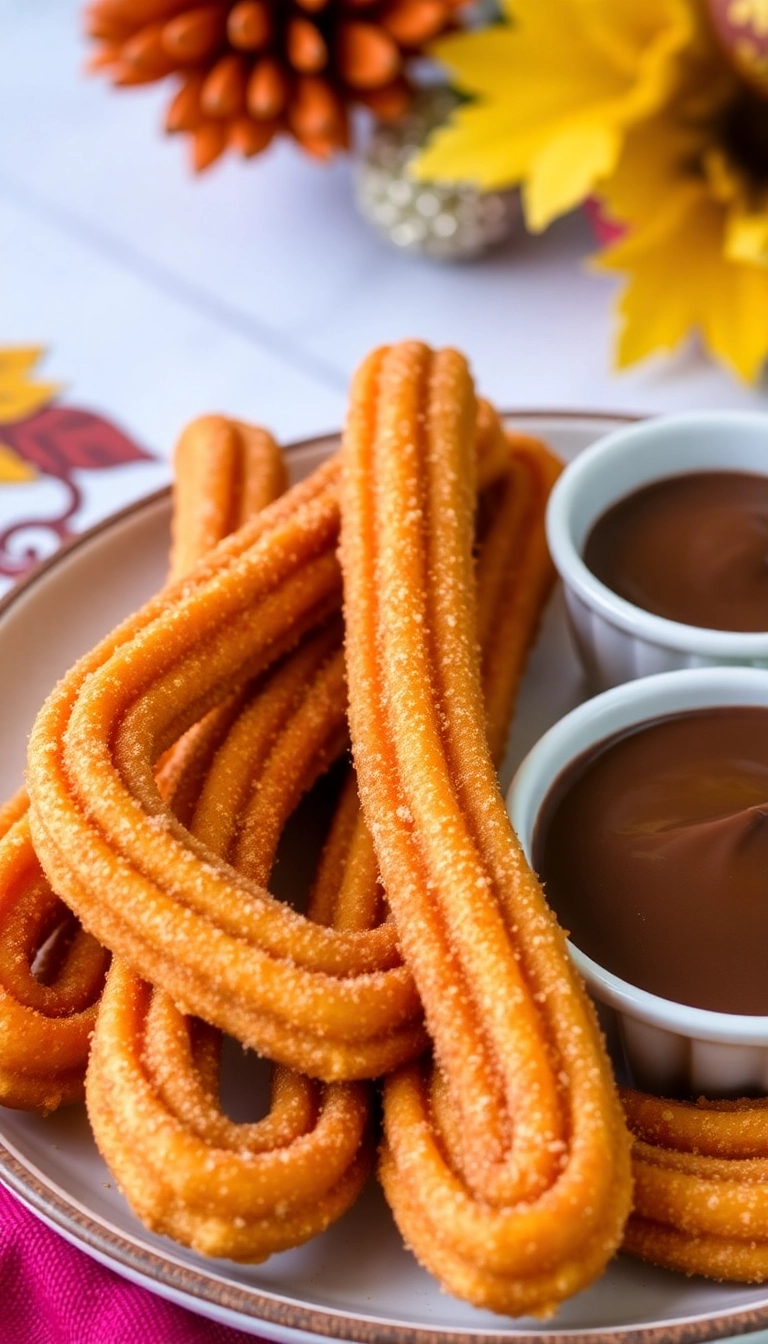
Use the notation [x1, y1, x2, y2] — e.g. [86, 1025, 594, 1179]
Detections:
[340, 341, 632, 1317]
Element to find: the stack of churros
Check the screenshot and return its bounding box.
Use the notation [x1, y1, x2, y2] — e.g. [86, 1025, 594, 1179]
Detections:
[621, 1087, 768, 1282]
[0, 340, 644, 1314]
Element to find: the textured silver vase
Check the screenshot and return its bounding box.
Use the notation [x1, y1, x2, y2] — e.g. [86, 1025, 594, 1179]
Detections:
[355, 86, 519, 261]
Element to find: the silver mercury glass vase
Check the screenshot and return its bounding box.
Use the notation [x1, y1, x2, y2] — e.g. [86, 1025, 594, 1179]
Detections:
[355, 86, 519, 261]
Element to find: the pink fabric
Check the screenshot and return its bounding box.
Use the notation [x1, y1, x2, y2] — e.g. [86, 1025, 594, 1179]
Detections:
[0, 1183, 260, 1344]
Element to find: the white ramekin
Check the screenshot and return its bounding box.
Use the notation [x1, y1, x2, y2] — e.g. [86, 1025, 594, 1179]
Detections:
[546, 411, 768, 689]
[507, 665, 768, 1097]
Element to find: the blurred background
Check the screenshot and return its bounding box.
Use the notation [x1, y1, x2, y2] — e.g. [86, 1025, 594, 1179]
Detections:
[3, 0, 766, 485]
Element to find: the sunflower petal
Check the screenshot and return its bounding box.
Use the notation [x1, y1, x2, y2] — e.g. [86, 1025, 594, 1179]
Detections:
[415, 0, 694, 225]
[525, 118, 619, 231]
[598, 184, 768, 382]
[725, 207, 768, 269]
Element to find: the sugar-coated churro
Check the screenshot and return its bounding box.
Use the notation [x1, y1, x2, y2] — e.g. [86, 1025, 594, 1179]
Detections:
[0, 416, 286, 1112]
[88, 415, 382, 1258]
[90, 963, 373, 1259]
[87, 631, 378, 1260]
[0, 796, 108, 1111]
[476, 431, 561, 763]
[88, 389, 562, 1262]
[27, 460, 371, 1078]
[169, 415, 288, 583]
[622, 1086, 768, 1282]
[340, 341, 632, 1317]
[26, 396, 526, 1081]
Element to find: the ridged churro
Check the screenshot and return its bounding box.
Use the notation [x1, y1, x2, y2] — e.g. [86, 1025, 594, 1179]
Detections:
[0, 416, 285, 1112]
[340, 341, 632, 1317]
[476, 431, 561, 763]
[27, 460, 368, 1078]
[88, 416, 383, 1259]
[622, 1086, 768, 1282]
[0, 795, 108, 1111]
[87, 631, 378, 1260]
[87, 397, 561, 1263]
[26, 399, 522, 1081]
[169, 416, 288, 583]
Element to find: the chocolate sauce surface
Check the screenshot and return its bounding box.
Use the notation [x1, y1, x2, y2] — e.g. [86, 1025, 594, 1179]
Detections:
[534, 707, 768, 1015]
[583, 471, 768, 631]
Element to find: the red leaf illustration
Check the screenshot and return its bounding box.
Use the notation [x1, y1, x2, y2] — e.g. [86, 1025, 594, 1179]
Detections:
[1, 406, 153, 478]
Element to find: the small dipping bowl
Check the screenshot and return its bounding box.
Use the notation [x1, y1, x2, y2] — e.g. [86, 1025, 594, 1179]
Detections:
[546, 410, 768, 688]
[508, 665, 768, 1097]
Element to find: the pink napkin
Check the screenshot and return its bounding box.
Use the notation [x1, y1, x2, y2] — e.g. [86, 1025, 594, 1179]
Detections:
[0, 1183, 260, 1344]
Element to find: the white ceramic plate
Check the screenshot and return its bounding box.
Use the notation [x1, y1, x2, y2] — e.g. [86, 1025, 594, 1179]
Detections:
[2, 414, 768, 1344]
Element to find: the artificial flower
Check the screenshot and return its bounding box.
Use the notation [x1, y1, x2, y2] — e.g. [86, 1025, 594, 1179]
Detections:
[418, 0, 768, 380]
[415, 0, 697, 229]
[594, 99, 768, 380]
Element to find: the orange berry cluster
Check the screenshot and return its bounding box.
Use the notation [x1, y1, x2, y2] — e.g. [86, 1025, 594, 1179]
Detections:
[85, 0, 467, 169]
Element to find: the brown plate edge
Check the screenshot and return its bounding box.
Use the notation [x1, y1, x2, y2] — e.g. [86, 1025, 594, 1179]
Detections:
[5, 1143, 768, 1344]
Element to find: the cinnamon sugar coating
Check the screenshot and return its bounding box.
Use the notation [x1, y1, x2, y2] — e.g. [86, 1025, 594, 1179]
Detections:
[340, 341, 632, 1316]
[623, 1087, 768, 1281]
[0, 416, 286, 1112]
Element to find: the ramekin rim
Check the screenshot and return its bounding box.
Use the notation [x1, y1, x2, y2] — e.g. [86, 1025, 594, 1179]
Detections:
[545, 409, 768, 656]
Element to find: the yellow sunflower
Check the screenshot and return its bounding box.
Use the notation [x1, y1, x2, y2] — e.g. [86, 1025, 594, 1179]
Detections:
[417, 0, 768, 381]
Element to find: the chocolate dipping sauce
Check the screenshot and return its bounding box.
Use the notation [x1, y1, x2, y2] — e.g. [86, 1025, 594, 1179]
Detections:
[534, 706, 768, 1015]
[583, 471, 768, 631]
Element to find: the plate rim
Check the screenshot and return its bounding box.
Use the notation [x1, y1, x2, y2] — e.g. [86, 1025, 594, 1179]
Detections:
[7, 408, 765, 1344]
[0, 409, 639, 631]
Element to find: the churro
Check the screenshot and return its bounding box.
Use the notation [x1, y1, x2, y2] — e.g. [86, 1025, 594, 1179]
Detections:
[169, 415, 287, 583]
[476, 431, 561, 763]
[26, 399, 520, 1080]
[87, 394, 560, 1261]
[0, 796, 108, 1111]
[0, 416, 285, 1112]
[340, 341, 632, 1316]
[87, 632, 378, 1260]
[622, 1086, 768, 1282]
[27, 460, 362, 1076]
